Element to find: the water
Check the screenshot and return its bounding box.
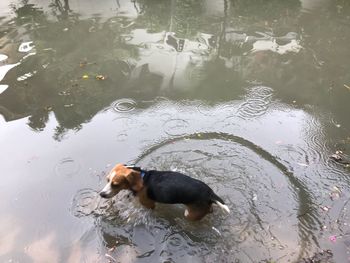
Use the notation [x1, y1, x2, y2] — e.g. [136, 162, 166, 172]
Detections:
[0, 0, 350, 262]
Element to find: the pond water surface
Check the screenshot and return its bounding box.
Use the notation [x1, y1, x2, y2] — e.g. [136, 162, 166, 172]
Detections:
[1, 0, 350, 262]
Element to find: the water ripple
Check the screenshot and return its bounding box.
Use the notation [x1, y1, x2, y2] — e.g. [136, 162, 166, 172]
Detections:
[303, 115, 328, 164]
[111, 98, 137, 113]
[123, 132, 317, 261]
[163, 119, 190, 136]
[70, 189, 100, 217]
[55, 157, 80, 177]
[236, 86, 273, 119]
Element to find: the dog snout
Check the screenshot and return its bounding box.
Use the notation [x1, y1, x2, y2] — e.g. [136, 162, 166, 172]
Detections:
[99, 191, 109, 198]
[99, 182, 114, 198]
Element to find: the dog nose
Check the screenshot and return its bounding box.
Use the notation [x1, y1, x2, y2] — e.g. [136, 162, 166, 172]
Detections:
[99, 192, 108, 198]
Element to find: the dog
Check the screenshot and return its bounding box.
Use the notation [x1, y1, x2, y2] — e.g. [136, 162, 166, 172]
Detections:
[99, 164, 230, 221]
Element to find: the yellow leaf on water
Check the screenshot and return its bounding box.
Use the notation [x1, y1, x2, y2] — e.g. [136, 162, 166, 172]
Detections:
[82, 75, 89, 79]
[96, 75, 106, 80]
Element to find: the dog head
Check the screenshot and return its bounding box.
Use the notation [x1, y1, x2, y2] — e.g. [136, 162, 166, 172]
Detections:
[99, 164, 143, 198]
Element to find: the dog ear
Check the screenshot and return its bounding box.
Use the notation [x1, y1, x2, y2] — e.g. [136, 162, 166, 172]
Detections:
[125, 169, 143, 192]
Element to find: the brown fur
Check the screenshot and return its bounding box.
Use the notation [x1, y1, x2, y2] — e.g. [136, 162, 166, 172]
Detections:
[108, 164, 143, 192]
[137, 187, 156, 209]
[107, 165, 155, 209]
[185, 203, 213, 221]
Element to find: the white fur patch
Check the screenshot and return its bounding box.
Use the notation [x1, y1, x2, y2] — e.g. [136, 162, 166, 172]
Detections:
[215, 201, 230, 214]
[110, 171, 116, 180]
[101, 182, 113, 195]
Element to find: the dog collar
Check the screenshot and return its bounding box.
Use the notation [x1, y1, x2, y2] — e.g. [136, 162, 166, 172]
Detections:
[125, 165, 145, 179]
[140, 171, 146, 179]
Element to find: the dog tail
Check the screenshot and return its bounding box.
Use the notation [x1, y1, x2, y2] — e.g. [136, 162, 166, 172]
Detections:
[211, 193, 230, 214]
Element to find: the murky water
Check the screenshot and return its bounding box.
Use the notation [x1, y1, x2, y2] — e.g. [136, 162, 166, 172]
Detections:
[1, 0, 350, 262]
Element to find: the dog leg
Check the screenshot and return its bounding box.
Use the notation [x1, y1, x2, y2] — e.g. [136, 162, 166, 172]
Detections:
[184, 204, 210, 221]
[138, 188, 155, 209]
[184, 209, 189, 217]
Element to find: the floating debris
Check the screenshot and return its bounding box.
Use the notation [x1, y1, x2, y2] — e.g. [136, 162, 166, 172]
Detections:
[0, 63, 20, 81]
[321, 206, 330, 212]
[333, 186, 341, 193]
[105, 253, 117, 262]
[108, 246, 116, 252]
[0, 54, 8, 62]
[330, 152, 350, 165]
[17, 71, 37, 81]
[330, 192, 340, 200]
[96, 75, 106, 80]
[82, 75, 89, 79]
[79, 61, 96, 68]
[252, 193, 258, 201]
[297, 162, 309, 167]
[58, 91, 70, 96]
[120, 21, 135, 29]
[329, 186, 341, 200]
[329, 235, 337, 243]
[64, 104, 74, 108]
[344, 84, 350, 91]
[79, 61, 87, 68]
[18, 41, 34, 53]
[0, 84, 9, 94]
[330, 153, 342, 161]
[212, 226, 222, 236]
[298, 250, 333, 263]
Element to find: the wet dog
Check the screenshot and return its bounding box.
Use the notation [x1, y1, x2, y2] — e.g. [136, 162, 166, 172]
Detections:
[99, 164, 230, 221]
